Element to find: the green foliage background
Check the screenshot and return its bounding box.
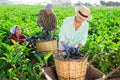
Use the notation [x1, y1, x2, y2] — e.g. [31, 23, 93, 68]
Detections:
[0, 5, 120, 79]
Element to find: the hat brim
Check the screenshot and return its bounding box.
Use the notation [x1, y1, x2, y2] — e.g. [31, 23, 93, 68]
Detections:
[75, 7, 92, 21]
[77, 13, 92, 21]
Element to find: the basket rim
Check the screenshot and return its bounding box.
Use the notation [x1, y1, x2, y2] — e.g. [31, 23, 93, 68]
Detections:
[36, 40, 57, 43]
[54, 53, 88, 62]
[38, 50, 57, 53]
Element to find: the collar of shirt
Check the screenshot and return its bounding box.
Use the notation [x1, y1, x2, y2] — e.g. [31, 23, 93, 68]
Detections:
[71, 16, 84, 32]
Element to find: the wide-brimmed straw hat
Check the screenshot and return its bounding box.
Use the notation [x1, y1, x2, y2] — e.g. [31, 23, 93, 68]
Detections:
[75, 5, 92, 20]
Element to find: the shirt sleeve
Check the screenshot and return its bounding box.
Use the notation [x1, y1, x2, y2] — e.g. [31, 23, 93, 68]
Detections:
[53, 14, 57, 30]
[19, 34, 26, 42]
[59, 18, 68, 43]
[10, 34, 17, 41]
[37, 10, 43, 27]
[10, 35, 15, 45]
[79, 23, 89, 46]
[21, 34, 26, 39]
[10, 34, 26, 45]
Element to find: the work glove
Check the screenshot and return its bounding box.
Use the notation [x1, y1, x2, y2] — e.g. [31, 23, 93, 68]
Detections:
[76, 47, 80, 53]
[68, 47, 80, 55]
[46, 35, 51, 40]
[63, 44, 70, 54]
[26, 36, 35, 41]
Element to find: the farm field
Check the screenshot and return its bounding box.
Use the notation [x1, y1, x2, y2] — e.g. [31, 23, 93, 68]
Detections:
[0, 5, 120, 79]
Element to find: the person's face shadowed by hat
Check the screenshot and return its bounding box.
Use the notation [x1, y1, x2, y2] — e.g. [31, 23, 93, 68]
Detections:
[45, 4, 53, 15]
[75, 14, 85, 23]
[45, 9, 52, 15]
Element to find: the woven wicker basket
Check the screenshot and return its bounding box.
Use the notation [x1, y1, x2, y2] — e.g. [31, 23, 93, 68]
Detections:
[54, 52, 88, 80]
[36, 40, 57, 53]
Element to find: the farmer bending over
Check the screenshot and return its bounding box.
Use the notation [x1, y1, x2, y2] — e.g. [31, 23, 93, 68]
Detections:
[59, 5, 105, 80]
[37, 4, 57, 40]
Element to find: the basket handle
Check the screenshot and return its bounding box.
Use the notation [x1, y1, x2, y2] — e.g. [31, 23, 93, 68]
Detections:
[89, 52, 106, 64]
[95, 66, 120, 80]
[52, 49, 59, 55]
[81, 54, 88, 61]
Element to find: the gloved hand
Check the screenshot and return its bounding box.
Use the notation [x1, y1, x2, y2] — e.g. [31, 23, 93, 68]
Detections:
[76, 47, 80, 53]
[26, 36, 35, 41]
[63, 44, 70, 54]
[46, 35, 51, 40]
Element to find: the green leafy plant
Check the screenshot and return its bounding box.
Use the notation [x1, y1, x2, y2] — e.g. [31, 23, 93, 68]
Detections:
[0, 5, 120, 79]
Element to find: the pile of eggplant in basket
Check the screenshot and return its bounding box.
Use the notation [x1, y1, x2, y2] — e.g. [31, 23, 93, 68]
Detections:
[58, 47, 84, 60]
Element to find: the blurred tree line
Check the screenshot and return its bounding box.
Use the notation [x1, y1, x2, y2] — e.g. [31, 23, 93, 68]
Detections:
[100, 0, 120, 6]
[75, 0, 120, 7]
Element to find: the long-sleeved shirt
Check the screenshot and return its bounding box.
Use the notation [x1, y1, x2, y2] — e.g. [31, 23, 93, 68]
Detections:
[37, 9, 57, 31]
[59, 16, 89, 50]
[10, 34, 26, 45]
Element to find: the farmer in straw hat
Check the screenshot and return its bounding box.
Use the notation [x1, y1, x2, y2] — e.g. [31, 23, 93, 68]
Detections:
[37, 3, 57, 40]
[58, 5, 105, 80]
[59, 5, 92, 50]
